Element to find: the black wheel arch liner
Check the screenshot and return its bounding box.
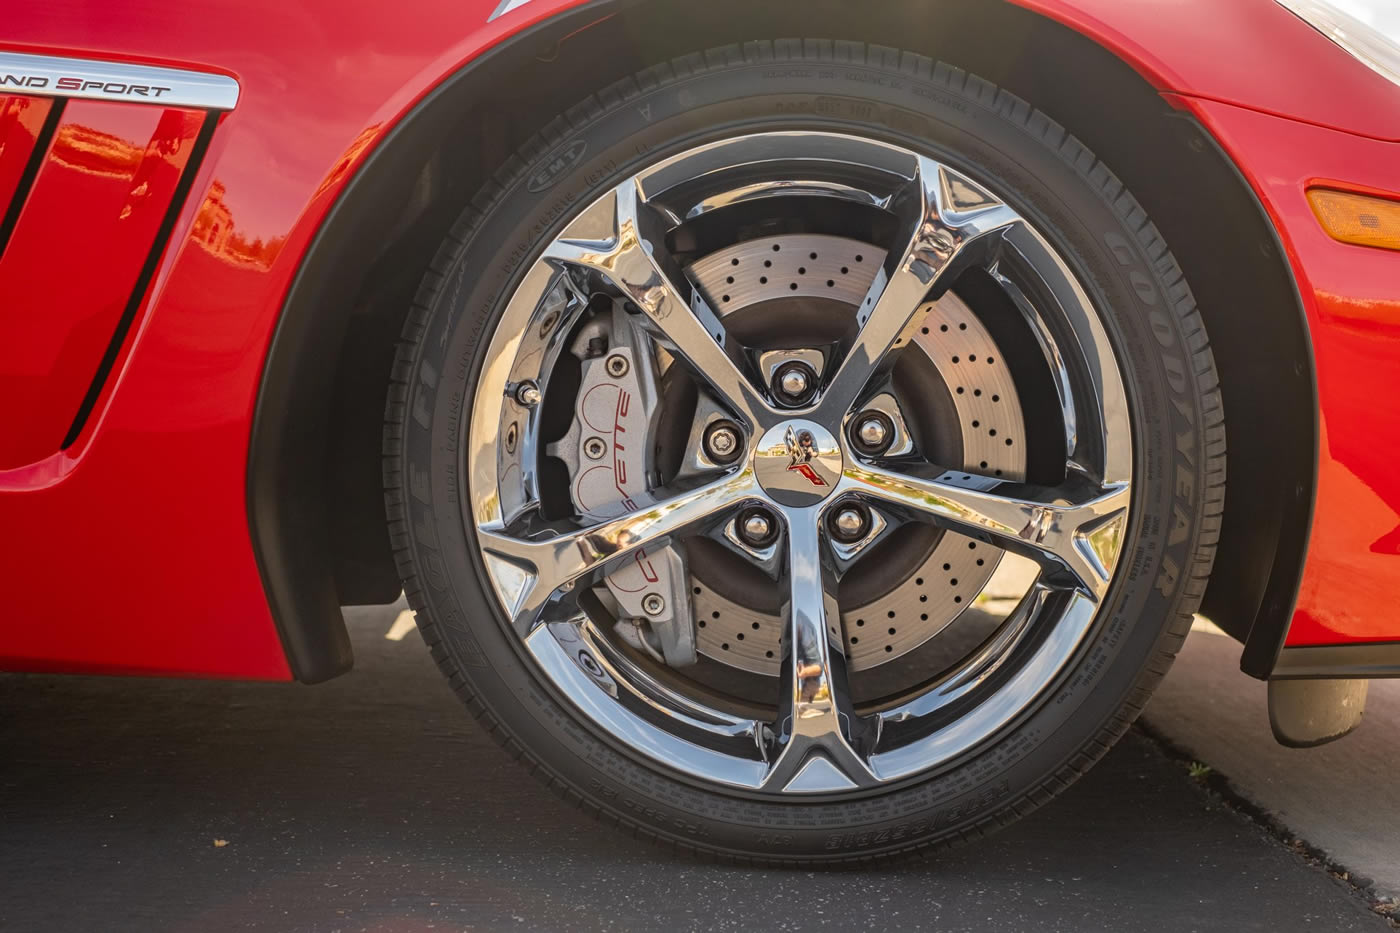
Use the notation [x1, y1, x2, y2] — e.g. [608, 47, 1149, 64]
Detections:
[1212, 142, 1318, 681]
[245, 3, 622, 683]
[245, 0, 1320, 684]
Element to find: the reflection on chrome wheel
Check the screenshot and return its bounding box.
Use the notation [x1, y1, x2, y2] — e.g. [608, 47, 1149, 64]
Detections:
[391, 42, 1223, 861]
[470, 132, 1130, 794]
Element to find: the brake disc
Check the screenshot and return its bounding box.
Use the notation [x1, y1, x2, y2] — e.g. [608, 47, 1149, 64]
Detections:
[686, 234, 1027, 674]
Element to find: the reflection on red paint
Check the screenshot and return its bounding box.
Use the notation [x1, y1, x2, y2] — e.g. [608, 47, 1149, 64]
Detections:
[191, 179, 284, 267]
[0, 100, 202, 470]
[0, 95, 52, 211]
[48, 122, 146, 177]
[312, 124, 380, 201]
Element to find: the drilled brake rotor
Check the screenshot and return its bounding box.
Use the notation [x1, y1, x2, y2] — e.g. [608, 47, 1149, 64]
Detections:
[686, 234, 1027, 674]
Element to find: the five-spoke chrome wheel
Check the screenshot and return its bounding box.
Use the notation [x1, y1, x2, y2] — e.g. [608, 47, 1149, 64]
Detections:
[467, 132, 1132, 795]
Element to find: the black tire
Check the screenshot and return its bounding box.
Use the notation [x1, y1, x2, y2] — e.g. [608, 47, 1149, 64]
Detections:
[384, 40, 1225, 864]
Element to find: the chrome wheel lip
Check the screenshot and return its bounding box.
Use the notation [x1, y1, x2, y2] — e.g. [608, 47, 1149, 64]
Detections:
[466, 130, 1133, 796]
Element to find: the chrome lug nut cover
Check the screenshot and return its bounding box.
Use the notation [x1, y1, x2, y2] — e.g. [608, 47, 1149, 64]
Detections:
[773, 361, 817, 406]
[743, 513, 772, 541]
[858, 418, 887, 448]
[738, 507, 779, 548]
[827, 501, 871, 543]
[849, 410, 895, 456]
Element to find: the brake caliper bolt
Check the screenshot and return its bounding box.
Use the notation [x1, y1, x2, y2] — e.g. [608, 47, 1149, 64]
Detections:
[515, 380, 541, 407]
[641, 593, 666, 617]
[849, 410, 895, 455]
[703, 420, 743, 465]
[605, 353, 630, 377]
[828, 501, 872, 543]
[773, 361, 817, 407]
[583, 437, 607, 460]
[737, 506, 779, 548]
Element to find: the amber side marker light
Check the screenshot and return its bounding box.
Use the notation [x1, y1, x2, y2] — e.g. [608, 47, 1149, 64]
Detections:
[1307, 188, 1400, 251]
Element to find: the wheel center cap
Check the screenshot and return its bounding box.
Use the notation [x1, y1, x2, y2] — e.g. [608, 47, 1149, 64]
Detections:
[754, 420, 843, 507]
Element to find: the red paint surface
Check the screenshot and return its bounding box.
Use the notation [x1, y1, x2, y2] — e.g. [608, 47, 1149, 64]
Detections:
[0, 101, 201, 469]
[0, 95, 51, 212]
[0, 0, 1395, 678]
[1171, 96, 1400, 647]
[1012, 0, 1400, 141]
[0, 0, 584, 679]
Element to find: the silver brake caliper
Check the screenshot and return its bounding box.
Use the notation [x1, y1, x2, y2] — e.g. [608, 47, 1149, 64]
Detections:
[547, 310, 696, 667]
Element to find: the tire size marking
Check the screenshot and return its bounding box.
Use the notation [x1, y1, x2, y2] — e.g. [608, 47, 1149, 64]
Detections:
[822, 781, 1011, 851]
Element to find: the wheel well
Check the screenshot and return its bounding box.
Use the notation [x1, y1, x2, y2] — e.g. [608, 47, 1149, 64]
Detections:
[253, 0, 1313, 681]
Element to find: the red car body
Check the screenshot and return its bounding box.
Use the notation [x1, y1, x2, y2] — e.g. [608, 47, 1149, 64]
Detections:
[1, 0, 1398, 685]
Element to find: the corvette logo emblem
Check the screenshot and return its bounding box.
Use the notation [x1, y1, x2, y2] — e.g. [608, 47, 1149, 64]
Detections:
[784, 426, 829, 488]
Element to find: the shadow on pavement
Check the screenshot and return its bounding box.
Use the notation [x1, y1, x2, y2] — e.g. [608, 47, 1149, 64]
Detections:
[0, 606, 1384, 933]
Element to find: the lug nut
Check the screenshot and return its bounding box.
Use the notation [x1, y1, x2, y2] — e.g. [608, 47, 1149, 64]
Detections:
[605, 353, 630, 377]
[780, 369, 808, 397]
[849, 410, 895, 455]
[583, 437, 607, 460]
[708, 429, 737, 458]
[828, 501, 872, 543]
[737, 506, 779, 548]
[641, 593, 666, 617]
[515, 380, 541, 407]
[773, 361, 817, 407]
[703, 420, 743, 464]
[743, 513, 772, 541]
[857, 418, 888, 448]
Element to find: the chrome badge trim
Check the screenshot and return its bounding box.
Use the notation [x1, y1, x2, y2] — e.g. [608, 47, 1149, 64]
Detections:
[0, 51, 240, 110]
[488, 0, 536, 21]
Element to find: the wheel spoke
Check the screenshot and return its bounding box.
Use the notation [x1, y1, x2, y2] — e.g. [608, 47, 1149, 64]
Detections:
[841, 463, 1129, 600]
[466, 129, 1140, 802]
[816, 157, 1021, 420]
[762, 505, 879, 793]
[478, 471, 761, 634]
[543, 178, 771, 426]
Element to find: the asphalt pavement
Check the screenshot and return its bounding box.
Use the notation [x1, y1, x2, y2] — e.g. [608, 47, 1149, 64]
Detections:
[1144, 620, 1400, 903]
[0, 605, 1391, 933]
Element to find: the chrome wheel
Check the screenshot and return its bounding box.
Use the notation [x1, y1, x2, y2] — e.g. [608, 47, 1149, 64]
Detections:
[467, 131, 1132, 795]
